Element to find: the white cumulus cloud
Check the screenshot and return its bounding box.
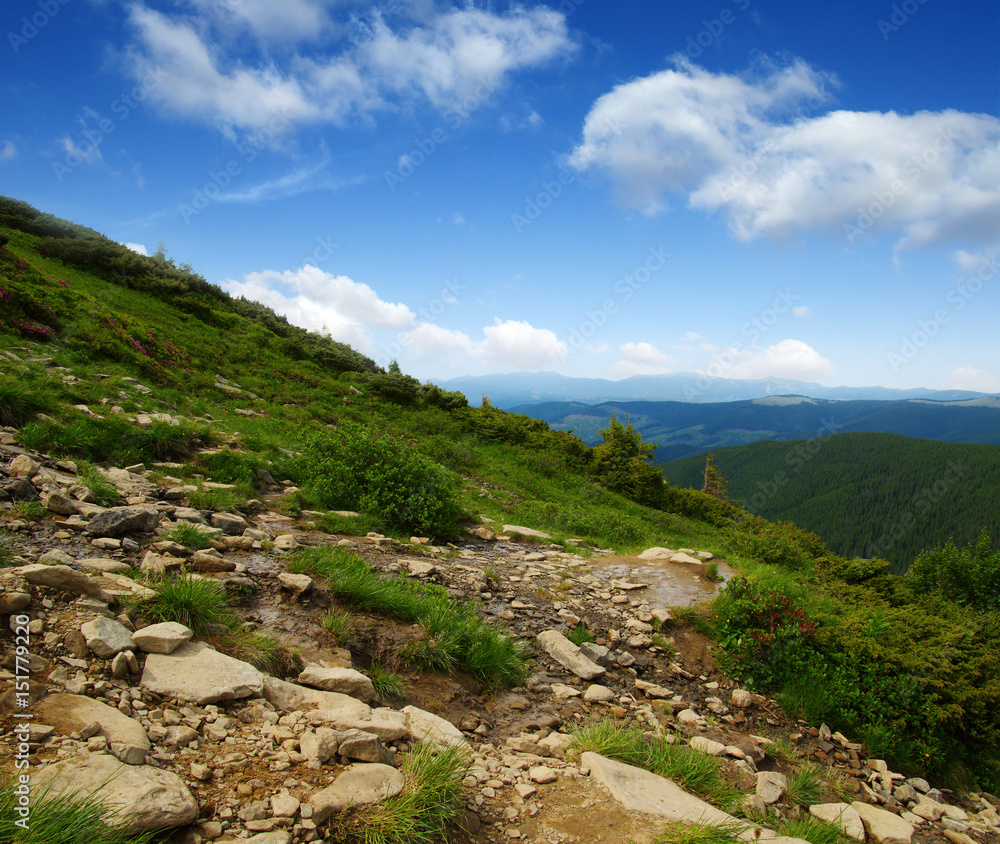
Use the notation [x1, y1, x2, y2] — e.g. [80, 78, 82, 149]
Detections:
[123, 242, 148, 256]
[570, 56, 1000, 250]
[124, 4, 575, 133]
[610, 341, 677, 378]
[709, 339, 835, 381]
[223, 264, 415, 353]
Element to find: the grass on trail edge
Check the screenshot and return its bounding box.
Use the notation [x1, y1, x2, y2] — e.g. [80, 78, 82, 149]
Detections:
[333, 743, 471, 844]
[0, 776, 154, 844]
[288, 546, 531, 690]
[570, 721, 740, 810]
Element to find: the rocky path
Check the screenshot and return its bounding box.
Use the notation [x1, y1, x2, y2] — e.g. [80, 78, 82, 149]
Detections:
[2, 437, 998, 844]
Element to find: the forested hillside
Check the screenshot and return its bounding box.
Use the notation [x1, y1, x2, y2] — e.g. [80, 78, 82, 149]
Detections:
[661, 433, 1000, 570]
[516, 396, 1000, 460]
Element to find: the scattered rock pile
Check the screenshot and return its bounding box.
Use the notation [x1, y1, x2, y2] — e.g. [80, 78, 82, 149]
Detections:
[2, 432, 998, 844]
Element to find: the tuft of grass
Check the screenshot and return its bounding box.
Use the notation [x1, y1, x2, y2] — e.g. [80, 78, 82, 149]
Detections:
[320, 608, 355, 644]
[0, 377, 55, 428]
[481, 563, 500, 583]
[651, 633, 677, 658]
[671, 604, 716, 637]
[774, 816, 851, 844]
[0, 775, 155, 844]
[570, 721, 739, 809]
[785, 762, 825, 807]
[368, 659, 407, 700]
[567, 624, 595, 646]
[335, 743, 471, 844]
[164, 521, 214, 550]
[652, 821, 747, 844]
[128, 575, 232, 636]
[76, 461, 122, 507]
[705, 561, 720, 582]
[217, 627, 303, 676]
[291, 546, 530, 690]
[187, 485, 240, 512]
[7, 500, 45, 521]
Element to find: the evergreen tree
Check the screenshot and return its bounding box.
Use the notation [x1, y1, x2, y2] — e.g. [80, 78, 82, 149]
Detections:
[702, 452, 728, 499]
[593, 414, 663, 505]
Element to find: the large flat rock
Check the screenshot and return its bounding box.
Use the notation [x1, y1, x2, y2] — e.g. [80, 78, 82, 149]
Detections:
[263, 677, 407, 741]
[582, 752, 739, 826]
[309, 763, 405, 824]
[34, 693, 150, 764]
[403, 705, 470, 749]
[537, 630, 606, 680]
[141, 641, 263, 705]
[852, 801, 915, 844]
[32, 753, 198, 832]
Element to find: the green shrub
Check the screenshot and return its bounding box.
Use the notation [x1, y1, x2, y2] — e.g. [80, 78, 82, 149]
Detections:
[725, 517, 816, 569]
[299, 424, 462, 539]
[907, 530, 999, 613]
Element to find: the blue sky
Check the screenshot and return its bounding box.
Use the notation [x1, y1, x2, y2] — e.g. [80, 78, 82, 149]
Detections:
[2, 0, 998, 391]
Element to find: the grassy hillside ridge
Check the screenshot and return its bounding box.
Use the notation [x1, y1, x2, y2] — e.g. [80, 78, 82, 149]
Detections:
[2, 200, 998, 793]
[513, 397, 1000, 461]
[660, 433, 1000, 571]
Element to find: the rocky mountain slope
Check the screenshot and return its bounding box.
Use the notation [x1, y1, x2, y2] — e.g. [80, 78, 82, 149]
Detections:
[2, 419, 998, 844]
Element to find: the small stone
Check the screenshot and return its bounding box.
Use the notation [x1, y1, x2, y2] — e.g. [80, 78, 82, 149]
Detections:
[529, 766, 558, 784]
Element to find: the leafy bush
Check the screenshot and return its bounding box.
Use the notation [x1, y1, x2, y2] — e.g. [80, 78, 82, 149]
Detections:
[907, 530, 999, 613]
[725, 517, 818, 569]
[299, 424, 462, 539]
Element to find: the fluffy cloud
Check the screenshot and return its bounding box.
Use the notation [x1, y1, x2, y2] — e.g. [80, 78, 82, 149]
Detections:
[125, 4, 574, 132]
[570, 57, 1000, 249]
[0, 141, 16, 162]
[610, 341, 677, 377]
[479, 318, 567, 370]
[705, 339, 835, 381]
[123, 242, 148, 256]
[223, 265, 415, 353]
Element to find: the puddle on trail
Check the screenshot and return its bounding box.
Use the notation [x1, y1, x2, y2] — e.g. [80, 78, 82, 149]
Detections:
[579, 555, 736, 607]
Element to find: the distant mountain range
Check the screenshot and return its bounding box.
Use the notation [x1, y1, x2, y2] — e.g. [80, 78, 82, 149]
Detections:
[441, 371, 997, 408]
[507, 395, 1000, 461]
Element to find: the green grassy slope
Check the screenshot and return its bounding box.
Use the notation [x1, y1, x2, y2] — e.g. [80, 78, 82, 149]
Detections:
[660, 433, 1000, 571]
